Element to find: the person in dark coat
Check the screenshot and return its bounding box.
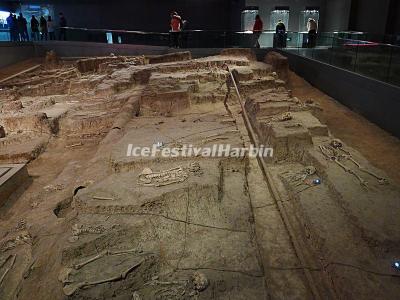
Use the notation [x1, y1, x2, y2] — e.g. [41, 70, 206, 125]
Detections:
[18, 13, 29, 41]
[30, 15, 39, 41]
[40, 16, 48, 40]
[307, 18, 318, 48]
[58, 12, 67, 40]
[11, 14, 19, 41]
[6, 13, 14, 41]
[275, 19, 286, 48]
[47, 16, 55, 40]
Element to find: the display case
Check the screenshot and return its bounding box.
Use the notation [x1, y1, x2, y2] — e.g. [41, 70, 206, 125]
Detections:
[241, 9, 259, 32]
[299, 10, 319, 32]
[270, 9, 289, 31]
[0, 11, 10, 41]
[0, 11, 9, 28]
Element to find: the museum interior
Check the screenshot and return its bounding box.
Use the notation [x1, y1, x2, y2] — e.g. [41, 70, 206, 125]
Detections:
[0, 0, 399, 299]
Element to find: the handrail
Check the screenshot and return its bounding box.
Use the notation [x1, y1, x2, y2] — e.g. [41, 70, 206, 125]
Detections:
[58, 27, 400, 49]
[61, 27, 305, 34]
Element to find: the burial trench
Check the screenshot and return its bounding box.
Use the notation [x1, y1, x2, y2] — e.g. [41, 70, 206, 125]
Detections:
[0, 49, 399, 299]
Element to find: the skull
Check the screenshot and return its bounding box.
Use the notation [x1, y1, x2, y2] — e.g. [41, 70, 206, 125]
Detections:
[330, 139, 343, 149]
[188, 162, 201, 172]
[304, 166, 316, 176]
[141, 168, 153, 175]
[280, 112, 292, 121]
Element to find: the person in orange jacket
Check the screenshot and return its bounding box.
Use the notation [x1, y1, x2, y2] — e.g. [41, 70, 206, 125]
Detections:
[170, 11, 181, 48]
[253, 14, 263, 48]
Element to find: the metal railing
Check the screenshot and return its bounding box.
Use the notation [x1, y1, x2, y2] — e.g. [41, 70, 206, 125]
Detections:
[1, 26, 399, 87]
[58, 27, 400, 87]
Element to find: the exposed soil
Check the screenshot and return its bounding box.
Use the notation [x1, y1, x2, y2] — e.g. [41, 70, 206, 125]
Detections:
[0, 59, 43, 81]
[288, 71, 400, 184]
[0, 50, 399, 300]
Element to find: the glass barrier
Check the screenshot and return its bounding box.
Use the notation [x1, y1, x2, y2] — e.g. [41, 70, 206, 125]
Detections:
[1, 27, 399, 88]
[388, 46, 400, 86]
[280, 32, 400, 88]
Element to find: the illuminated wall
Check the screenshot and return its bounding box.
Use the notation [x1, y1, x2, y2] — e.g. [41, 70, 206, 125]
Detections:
[245, 0, 352, 32]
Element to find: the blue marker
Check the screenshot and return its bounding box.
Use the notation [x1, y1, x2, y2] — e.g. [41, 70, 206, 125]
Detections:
[313, 179, 321, 185]
[393, 261, 400, 270]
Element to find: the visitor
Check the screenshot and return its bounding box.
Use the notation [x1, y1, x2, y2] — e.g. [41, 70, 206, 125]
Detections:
[58, 12, 67, 41]
[275, 19, 286, 48]
[253, 15, 263, 48]
[170, 11, 181, 48]
[30, 15, 39, 41]
[6, 13, 14, 41]
[180, 16, 188, 48]
[11, 14, 19, 41]
[307, 18, 318, 48]
[40, 16, 48, 40]
[47, 16, 55, 40]
[17, 13, 28, 41]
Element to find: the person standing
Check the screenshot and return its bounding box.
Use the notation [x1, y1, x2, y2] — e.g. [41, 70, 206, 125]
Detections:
[170, 11, 181, 48]
[275, 19, 286, 48]
[179, 15, 188, 48]
[252, 15, 263, 48]
[12, 14, 19, 41]
[6, 13, 14, 41]
[18, 13, 29, 41]
[307, 18, 318, 48]
[30, 15, 39, 41]
[40, 16, 48, 40]
[47, 16, 55, 40]
[58, 12, 67, 41]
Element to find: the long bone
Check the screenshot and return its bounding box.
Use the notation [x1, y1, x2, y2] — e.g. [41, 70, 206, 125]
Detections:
[0, 254, 16, 286]
[341, 154, 388, 185]
[319, 146, 368, 187]
[333, 157, 368, 187]
[332, 140, 388, 184]
[73, 250, 107, 270]
[64, 259, 144, 296]
[73, 248, 151, 270]
[0, 254, 12, 269]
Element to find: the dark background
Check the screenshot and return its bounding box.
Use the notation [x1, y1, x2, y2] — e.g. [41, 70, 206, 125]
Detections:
[1, 0, 399, 34]
[1, 0, 246, 31]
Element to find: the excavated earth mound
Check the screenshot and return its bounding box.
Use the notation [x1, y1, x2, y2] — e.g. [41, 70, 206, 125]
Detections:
[0, 50, 399, 300]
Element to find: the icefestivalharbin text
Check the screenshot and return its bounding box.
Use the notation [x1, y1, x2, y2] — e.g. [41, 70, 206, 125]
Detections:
[126, 143, 274, 158]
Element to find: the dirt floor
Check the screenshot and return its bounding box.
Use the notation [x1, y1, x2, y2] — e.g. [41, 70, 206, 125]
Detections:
[0, 49, 399, 300]
[288, 71, 400, 184]
[0, 59, 43, 81]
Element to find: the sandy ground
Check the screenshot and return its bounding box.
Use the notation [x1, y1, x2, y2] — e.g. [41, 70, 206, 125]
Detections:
[0, 51, 399, 299]
[288, 71, 400, 184]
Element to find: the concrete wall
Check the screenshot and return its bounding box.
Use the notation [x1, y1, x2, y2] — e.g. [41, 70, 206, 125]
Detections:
[0, 42, 36, 68]
[281, 50, 400, 138]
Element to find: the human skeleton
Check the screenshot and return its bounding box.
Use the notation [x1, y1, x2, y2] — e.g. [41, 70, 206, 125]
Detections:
[138, 162, 202, 187]
[282, 166, 317, 188]
[319, 139, 388, 187]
